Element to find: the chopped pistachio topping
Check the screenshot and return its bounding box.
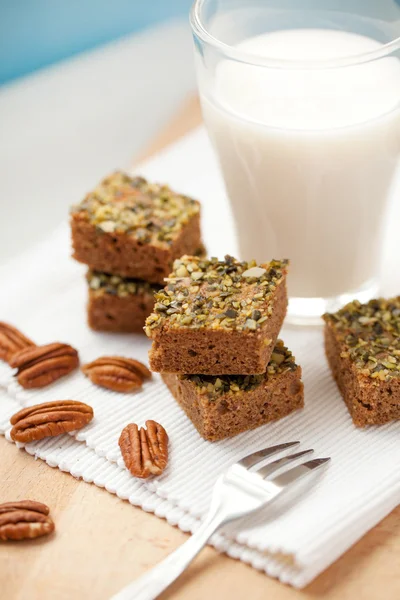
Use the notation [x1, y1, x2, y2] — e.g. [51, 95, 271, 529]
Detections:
[181, 340, 297, 399]
[71, 171, 200, 248]
[87, 270, 160, 298]
[145, 255, 288, 334]
[323, 297, 400, 381]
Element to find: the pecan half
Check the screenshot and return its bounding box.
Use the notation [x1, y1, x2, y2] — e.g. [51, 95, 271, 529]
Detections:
[0, 500, 54, 541]
[0, 500, 50, 515]
[82, 356, 151, 393]
[119, 420, 168, 478]
[0, 322, 35, 364]
[10, 400, 94, 443]
[10, 342, 79, 389]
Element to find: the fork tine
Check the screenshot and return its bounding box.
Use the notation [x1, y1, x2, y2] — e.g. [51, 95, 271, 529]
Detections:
[270, 457, 331, 490]
[254, 449, 314, 479]
[238, 441, 300, 468]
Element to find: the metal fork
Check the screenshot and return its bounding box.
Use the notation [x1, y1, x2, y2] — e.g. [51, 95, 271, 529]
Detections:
[111, 442, 330, 600]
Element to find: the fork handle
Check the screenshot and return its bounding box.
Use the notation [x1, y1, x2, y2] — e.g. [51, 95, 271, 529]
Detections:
[110, 513, 223, 600]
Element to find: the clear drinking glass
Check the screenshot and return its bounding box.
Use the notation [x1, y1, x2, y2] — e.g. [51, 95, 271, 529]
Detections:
[190, 0, 400, 324]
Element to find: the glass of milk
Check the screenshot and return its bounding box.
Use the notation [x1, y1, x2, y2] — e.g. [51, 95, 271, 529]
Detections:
[190, 0, 400, 324]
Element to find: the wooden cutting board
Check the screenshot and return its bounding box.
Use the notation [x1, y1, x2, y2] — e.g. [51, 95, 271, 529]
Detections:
[1, 96, 399, 600]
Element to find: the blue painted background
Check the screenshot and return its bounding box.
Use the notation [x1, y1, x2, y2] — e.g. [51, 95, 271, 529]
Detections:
[0, 0, 193, 85]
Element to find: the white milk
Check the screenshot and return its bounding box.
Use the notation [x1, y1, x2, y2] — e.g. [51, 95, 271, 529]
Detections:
[201, 30, 400, 299]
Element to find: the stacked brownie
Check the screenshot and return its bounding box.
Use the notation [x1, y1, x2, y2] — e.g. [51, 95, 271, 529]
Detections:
[145, 255, 304, 440]
[70, 172, 203, 332]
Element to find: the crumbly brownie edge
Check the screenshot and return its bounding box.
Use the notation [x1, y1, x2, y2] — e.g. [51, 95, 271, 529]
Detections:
[71, 212, 202, 284]
[324, 323, 400, 426]
[149, 278, 287, 375]
[88, 289, 155, 333]
[162, 366, 304, 442]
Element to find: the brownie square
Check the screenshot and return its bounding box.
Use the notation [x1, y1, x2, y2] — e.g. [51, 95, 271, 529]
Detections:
[71, 172, 202, 284]
[323, 297, 400, 426]
[87, 271, 159, 333]
[146, 255, 288, 375]
[162, 340, 303, 441]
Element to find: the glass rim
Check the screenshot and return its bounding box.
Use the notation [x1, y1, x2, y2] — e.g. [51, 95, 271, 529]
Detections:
[190, 0, 400, 69]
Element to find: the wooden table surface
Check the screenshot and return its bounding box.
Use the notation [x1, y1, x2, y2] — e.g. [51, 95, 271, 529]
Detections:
[1, 96, 399, 600]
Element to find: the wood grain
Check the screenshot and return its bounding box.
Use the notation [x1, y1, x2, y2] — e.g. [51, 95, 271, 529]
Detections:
[1, 95, 399, 600]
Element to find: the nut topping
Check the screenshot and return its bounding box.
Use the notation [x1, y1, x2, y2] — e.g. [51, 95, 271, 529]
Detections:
[70, 171, 200, 248]
[87, 270, 161, 298]
[145, 255, 288, 334]
[10, 342, 79, 389]
[242, 266, 267, 278]
[0, 500, 54, 541]
[10, 400, 94, 443]
[82, 356, 152, 392]
[0, 322, 35, 364]
[323, 297, 400, 382]
[119, 420, 168, 478]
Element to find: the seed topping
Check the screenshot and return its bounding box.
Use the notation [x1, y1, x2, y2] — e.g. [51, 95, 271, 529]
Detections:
[71, 172, 200, 248]
[145, 255, 288, 334]
[323, 297, 400, 381]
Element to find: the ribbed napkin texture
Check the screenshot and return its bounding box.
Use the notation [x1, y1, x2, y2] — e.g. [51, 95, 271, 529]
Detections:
[0, 129, 399, 587]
